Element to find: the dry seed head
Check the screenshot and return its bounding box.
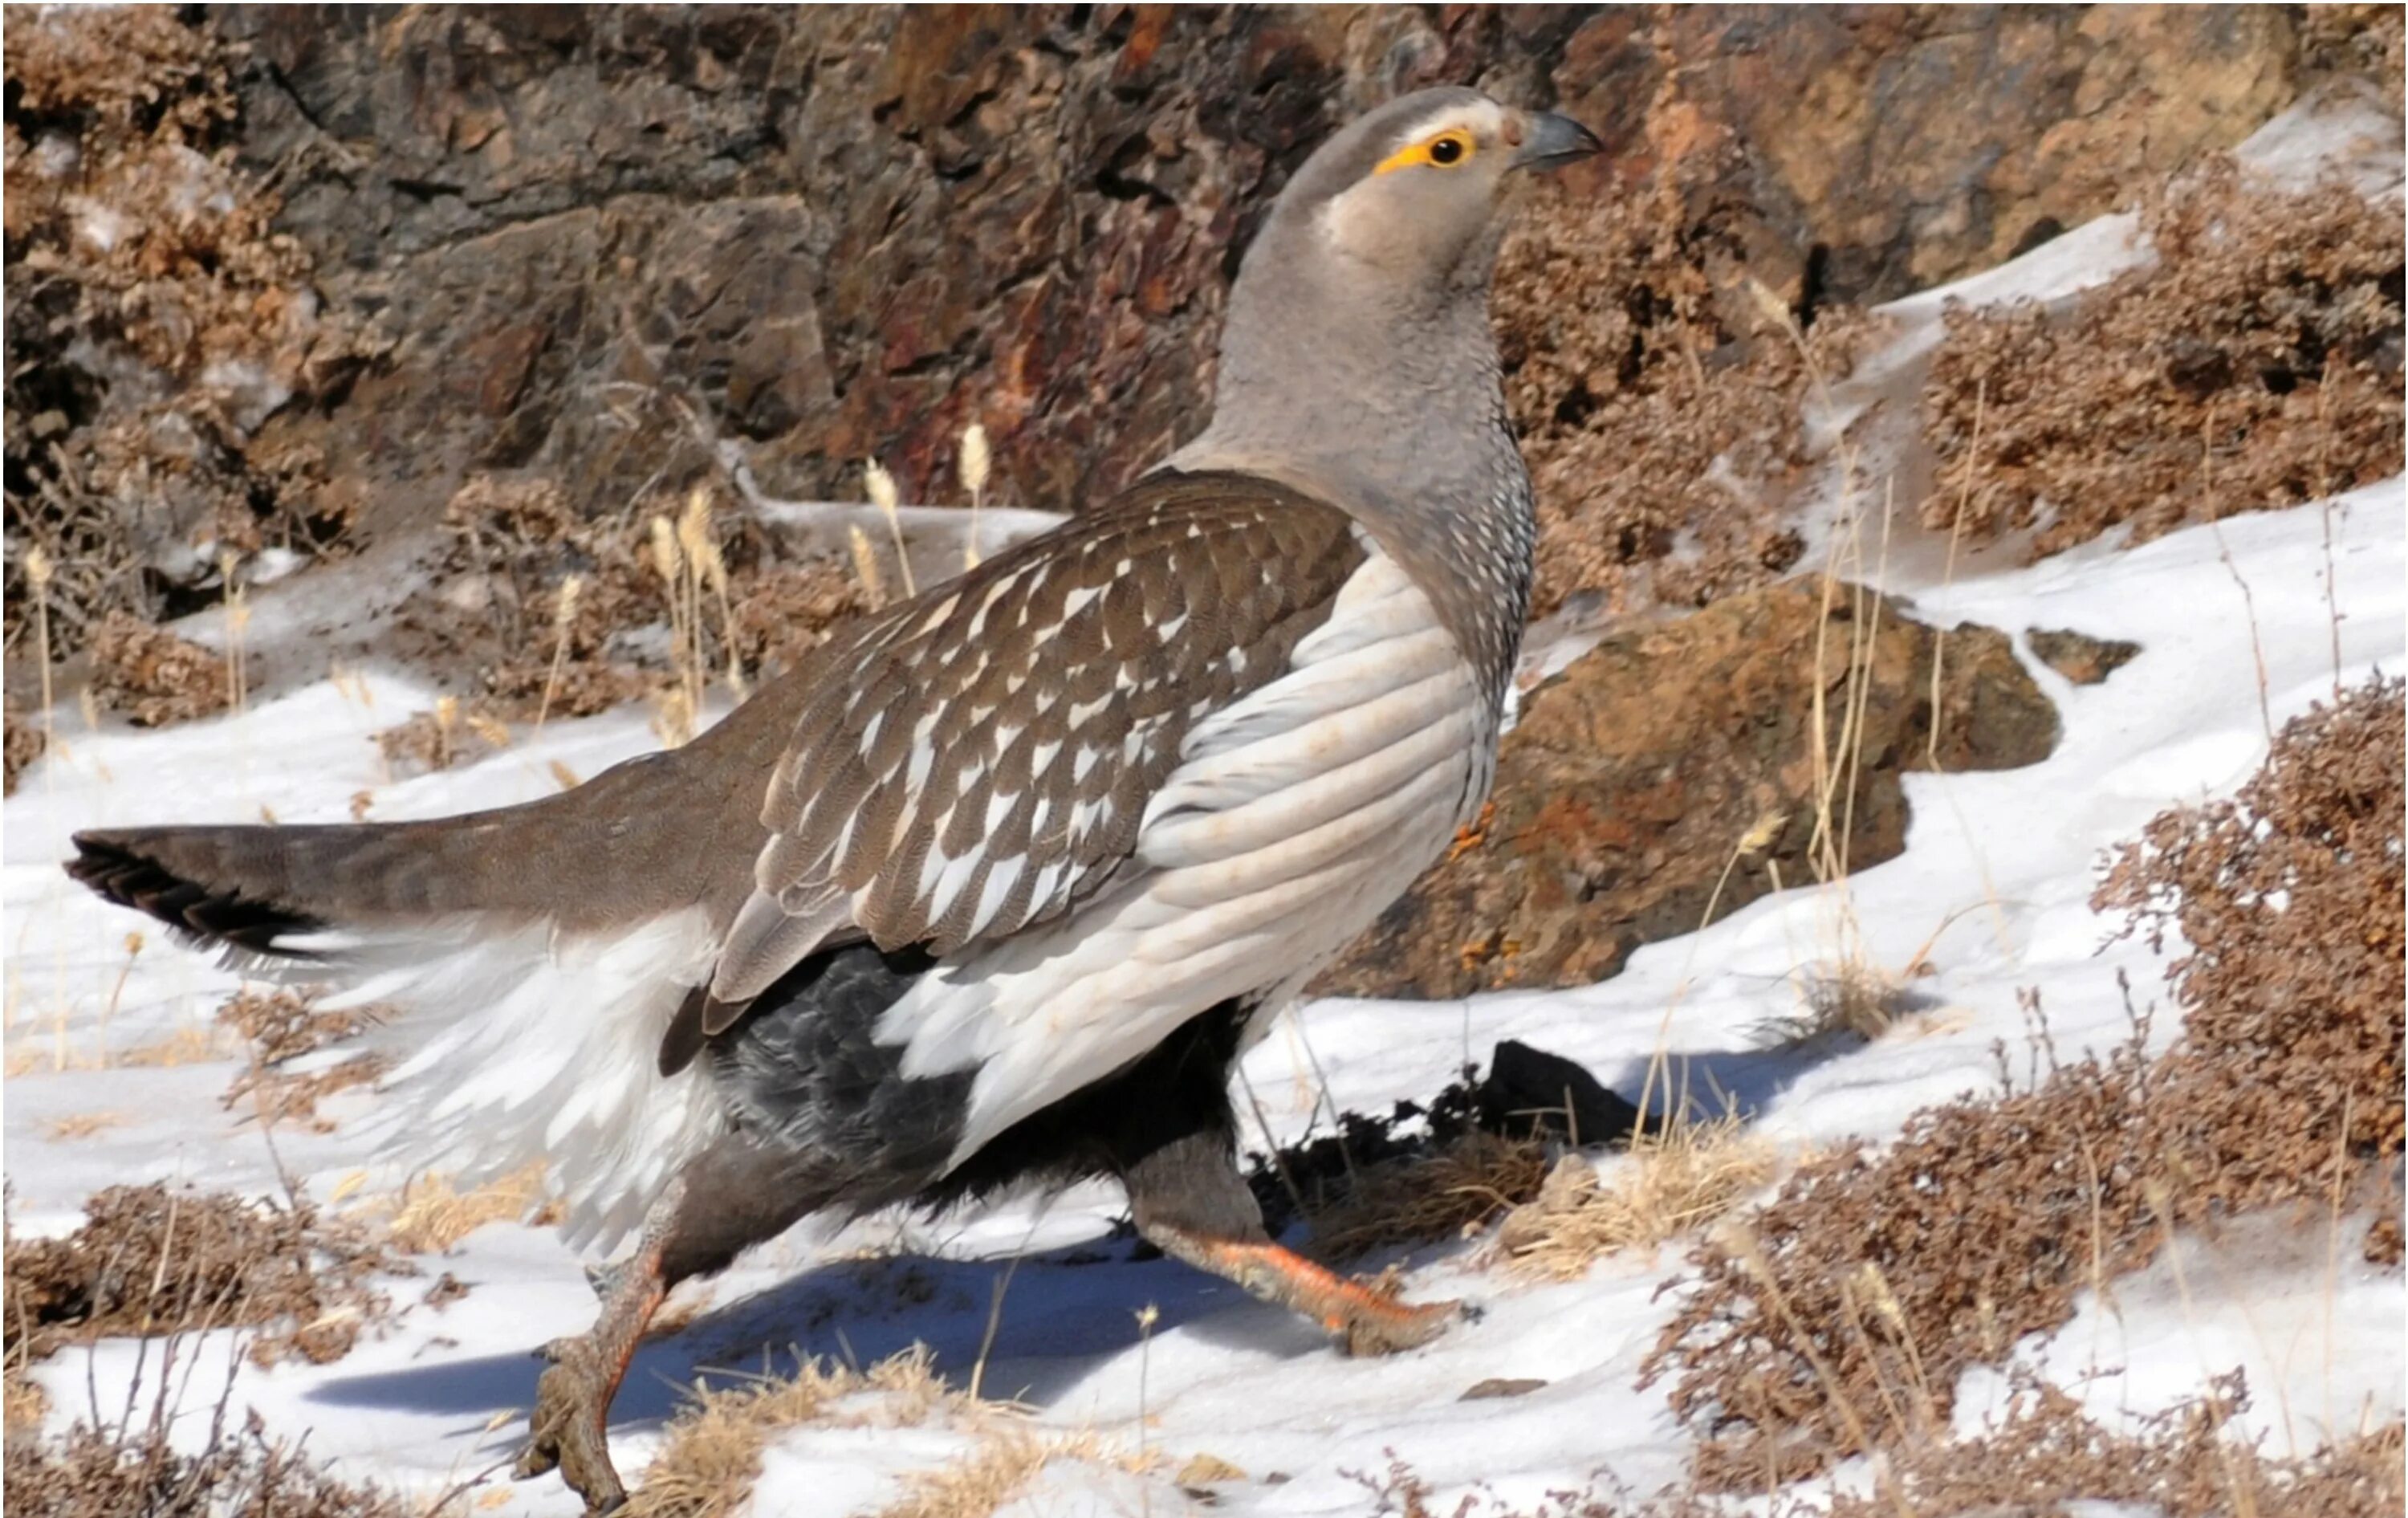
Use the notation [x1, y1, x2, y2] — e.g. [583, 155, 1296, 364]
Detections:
[22, 545, 53, 588]
[676, 487, 713, 563]
[466, 713, 512, 748]
[649, 515, 680, 584]
[123, 932, 144, 958]
[1742, 274, 1796, 336]
[864, 458, 900, 516]
[698, 536, 730, 600]
[848, 523, 888, 607]
[1853, 1262, 1908, 1333]
[555, 573, 585, 626]
[1738, 808, 1788, 857]
[960, 422, 991, 496]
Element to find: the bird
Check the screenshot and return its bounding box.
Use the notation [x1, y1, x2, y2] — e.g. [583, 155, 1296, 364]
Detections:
[65, 87, 1601, 1513]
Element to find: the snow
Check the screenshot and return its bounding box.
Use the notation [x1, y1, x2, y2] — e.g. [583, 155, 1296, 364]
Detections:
[6, 81, 2402, 1518]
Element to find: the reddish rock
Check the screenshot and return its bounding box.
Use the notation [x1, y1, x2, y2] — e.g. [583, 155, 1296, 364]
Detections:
[1312, 581, 2060, 999]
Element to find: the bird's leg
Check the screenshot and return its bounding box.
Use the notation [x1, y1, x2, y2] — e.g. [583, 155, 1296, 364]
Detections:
[1142, 1224, 1463, 1354]
[1123, 1128, 1462, 1356]
[515, 1179, 681, 1515]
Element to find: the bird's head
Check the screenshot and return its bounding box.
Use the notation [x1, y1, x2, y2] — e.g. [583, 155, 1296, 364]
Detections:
[1245, 87, 1604, 310]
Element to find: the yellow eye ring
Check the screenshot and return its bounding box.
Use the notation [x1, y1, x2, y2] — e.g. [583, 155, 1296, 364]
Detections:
[1374, 128, 1476, 177]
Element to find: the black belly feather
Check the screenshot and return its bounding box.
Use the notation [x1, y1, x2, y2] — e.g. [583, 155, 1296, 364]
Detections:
[705, 941, 1255, 1223]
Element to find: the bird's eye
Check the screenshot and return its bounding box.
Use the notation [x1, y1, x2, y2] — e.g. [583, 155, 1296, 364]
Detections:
[1373, 128, 1478, 177]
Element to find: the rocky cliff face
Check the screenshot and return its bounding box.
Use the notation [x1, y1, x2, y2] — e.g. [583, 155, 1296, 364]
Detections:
[6, 4, 2325, 630]
[224, 4, 2306, 527]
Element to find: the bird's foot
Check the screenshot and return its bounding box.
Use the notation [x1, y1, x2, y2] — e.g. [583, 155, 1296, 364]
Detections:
[515, 1335, 628, 1515]
[1146, 1228, 1468, 1356]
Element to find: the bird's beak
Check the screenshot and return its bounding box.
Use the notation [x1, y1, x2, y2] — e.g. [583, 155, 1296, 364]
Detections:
[1510, 111, 1604, 173]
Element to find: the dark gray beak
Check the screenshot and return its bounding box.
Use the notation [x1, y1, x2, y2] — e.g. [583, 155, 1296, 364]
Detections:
[1511, 111, 1604, 173]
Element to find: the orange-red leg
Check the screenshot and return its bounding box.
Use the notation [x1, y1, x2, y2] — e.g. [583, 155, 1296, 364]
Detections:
[1145, 1225, 1462, 1355]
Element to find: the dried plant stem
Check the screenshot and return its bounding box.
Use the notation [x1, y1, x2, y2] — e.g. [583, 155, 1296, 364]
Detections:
[864, 460, 916, 600]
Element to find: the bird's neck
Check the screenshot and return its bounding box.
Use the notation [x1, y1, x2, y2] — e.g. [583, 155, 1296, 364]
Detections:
[1169, 270, 1533, 702]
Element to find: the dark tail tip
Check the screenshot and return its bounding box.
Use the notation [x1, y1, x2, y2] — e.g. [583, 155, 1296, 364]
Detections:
[67, 831, 327, 958]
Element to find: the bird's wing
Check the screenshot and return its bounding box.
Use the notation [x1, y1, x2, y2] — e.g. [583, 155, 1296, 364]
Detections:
[702, 470, 1368, 1014]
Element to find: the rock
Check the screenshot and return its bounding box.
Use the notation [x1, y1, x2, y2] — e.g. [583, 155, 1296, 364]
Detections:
[1459, 1377, 1550, 1402]
[8, 6, 2326, 682]
[1479, 1040, 1642, 1147]
[1314, 581, 2060, 999]
[2027, 628, 2142, 686]
[208, 6, 2309, 544]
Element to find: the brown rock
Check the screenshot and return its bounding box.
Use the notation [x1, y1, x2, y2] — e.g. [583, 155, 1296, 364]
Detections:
[2027, 628, 2142, 686]
[10, 6, 2326, 686]
[209, 5, 2310, 543]
[1314, 582, 2059, 1000]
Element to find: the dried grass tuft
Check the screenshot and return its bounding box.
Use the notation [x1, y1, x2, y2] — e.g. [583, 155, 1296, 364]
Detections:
[39, 1111, 127, 1141]
[376, 1165, 556, 1256]
[627, 1345, 962, 1518]
[1307, 1129, 1553, 1262]
[1489, 1116, 1776, 1281]
[873, 1427, 1156, 1518]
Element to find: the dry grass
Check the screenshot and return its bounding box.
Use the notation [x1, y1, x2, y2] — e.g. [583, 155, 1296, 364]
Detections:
[3, 1409, 416, 1518]
[39, 1110, 127, 1141]
[4, 1183, 399, 1374]
[114, 1024, 233, 1068]
[1922, 161, 2403, 559]
[2096, 674, 2405, 1159]
[3, 1317, 415, 1518]
[626, 1345, 958, 1518]
[1827, 1380, 2406, 1518]
[375, 1165, 557, 1256]
[1645, 677, 2406, 1488]
[1307, 1129, 1553, 1262]
[5, 1361, 47, 1432]
[872, 1427, 1156, 1518]
[1487, 1116, 1776, 1281]
[3, 705, 47, 794]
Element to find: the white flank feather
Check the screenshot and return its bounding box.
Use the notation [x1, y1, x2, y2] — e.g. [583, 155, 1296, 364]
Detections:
[311, 909, 726, 1253]
[876, 550, 1492, 1165]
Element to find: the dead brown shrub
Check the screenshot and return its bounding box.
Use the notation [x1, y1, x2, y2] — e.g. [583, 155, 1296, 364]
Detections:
[1645, 678, 2406, 1487]
[214, 987, 388, 1129]
[1922, 161, 2404, 557]
[3, 1184, 398, 1373]
[1495, 163, 1871, 619]
[4, 8, 374, 664]
[87, 613, 233, 726]
[3, 708, 46, 793]
[4, 1400, 411, 1518]
[2300, 6, 2406, 113]
[2097, 674, 2406, 1159]
[1827, 1379, 2406, 1518]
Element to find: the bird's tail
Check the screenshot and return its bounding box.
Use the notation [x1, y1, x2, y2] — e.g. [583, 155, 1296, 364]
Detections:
[69, 820, 466, 963]
[63, 810, 728, 1253]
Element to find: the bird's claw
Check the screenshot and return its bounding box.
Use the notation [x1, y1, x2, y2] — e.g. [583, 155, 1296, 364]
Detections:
[514, 1342, 628, 1515]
